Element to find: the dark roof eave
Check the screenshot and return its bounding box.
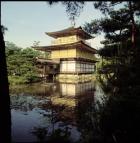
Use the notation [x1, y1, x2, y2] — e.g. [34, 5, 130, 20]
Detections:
[32, 46, 51, 52]
[45, 27, 93, 39]
[32, 41, 97, 53]
[36, 58, 60, 64]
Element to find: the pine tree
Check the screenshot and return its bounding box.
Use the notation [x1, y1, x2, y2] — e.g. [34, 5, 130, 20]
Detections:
[84, 2, 140, 142]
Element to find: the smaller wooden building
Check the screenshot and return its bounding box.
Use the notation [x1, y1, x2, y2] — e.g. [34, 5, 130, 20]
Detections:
[35, 58, 60, 80]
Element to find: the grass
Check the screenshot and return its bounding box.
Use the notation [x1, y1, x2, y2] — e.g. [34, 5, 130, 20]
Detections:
[8, 76, 28, 85]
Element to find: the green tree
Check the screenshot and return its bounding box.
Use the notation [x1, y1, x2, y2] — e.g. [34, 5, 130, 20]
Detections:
[5, 42, 42, 84]
[83, 2, 140, 142]
[83, 1, 140, 93]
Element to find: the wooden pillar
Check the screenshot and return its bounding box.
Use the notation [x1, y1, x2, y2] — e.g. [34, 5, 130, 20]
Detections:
[53, 74, 55, 83]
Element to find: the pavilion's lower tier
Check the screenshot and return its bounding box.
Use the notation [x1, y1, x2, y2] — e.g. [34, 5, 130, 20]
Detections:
[60, 60, 95, 73]
[57, 59, 96, 83]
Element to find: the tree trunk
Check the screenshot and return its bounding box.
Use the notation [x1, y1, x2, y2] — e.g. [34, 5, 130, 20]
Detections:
[129, 1, 136, 49]
[0, 27, 11, 142]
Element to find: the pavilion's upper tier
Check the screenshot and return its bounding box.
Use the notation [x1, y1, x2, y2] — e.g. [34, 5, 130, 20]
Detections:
[45, 26, 93, 40]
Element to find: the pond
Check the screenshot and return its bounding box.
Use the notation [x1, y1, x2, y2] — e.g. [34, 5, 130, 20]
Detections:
[10, 81, 105, 142]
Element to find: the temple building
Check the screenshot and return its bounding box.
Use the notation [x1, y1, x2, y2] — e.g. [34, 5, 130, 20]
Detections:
[33, 26, 97, 82]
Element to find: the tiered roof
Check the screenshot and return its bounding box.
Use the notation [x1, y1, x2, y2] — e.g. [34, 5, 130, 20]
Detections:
[45, 26, 93, 40]
[33, 40, 97, 54]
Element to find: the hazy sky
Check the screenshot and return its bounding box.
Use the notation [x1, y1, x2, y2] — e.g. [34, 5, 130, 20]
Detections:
[1, 1, 105, 49]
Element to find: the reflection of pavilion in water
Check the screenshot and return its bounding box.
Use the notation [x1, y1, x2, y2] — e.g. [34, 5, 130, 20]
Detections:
[11, 82, 105, 142]
[51, 81, 95, 107]
[50, 81, 96, 125]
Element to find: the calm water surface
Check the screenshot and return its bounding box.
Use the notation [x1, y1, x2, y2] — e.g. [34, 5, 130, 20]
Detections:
[10, 81, 105, 142]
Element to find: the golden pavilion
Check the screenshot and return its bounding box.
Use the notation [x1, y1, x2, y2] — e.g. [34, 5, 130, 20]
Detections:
[33, 26, 97, 83]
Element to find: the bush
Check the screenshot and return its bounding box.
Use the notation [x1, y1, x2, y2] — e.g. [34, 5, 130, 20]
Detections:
[8, 76, 28, 85]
